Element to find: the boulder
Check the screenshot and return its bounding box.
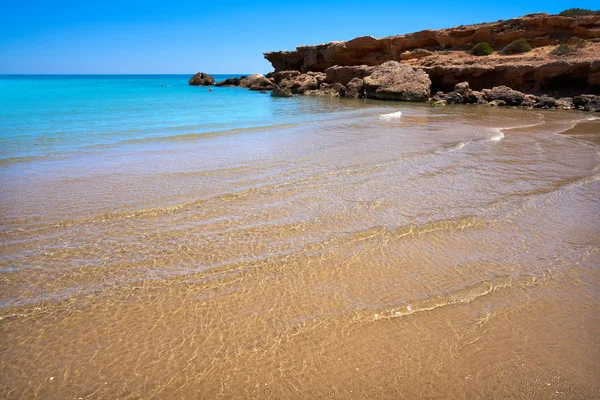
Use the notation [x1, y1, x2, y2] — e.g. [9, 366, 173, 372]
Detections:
[214, 77, 241, 87]
[573, 94, 600, 111]
[557, 97, 574, 109]
[521, 94, 539, 107]
[324, 65, 373, 85]
[240, 74, 272, 89]
[484, 86, 525, 106]
[488, 100, 507, 107]
[444, 92, 464, 104]
[533, 95, 573, 109]
[278, 72, 322, 94]
[270, 70, 302, 84]
[345, 78, 365, 98]
[454, 81, 470, 97]
[316, 83, 346, 97]
[363, 61, 431, 102]
[188, 72, 215, 86]
[465, 90, 485, 104]
[271, 84, 293, 98]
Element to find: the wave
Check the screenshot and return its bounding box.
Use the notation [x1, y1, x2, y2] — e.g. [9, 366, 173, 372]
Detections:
[370, 274, 541, 321]
[379, 111, 402, 121]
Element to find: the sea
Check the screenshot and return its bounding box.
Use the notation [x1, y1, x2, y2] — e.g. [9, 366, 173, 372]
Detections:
[1, 74, 599, 399]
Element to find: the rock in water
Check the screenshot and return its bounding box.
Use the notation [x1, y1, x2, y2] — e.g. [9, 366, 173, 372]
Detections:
[363, 61, 431, 102]
[215, 78, 241, 87]
[271, 84, 293, 98]
[240, 74, 273, 90]
[573, 95, 600, 112]
[484, 86, 526, 106]
[188, 72, 215, 86]
[345, 78, 365, 98]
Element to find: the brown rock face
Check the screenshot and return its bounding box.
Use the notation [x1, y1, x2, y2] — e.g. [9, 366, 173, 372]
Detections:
[264, 13, 600, 96]
[401, 49, 434, 61]
[271, 84, 293, 98]
[265, 14, 600, 73]
[323, 65, 373, 85]
[188, 72, 215, 86]
[363, 61, 431, 101]
[484, 86, 526, 105]
[214, 77, 241, 87]
[277, 72, 325, 94]
[345, 78, 365, 98]
[240, 74, 273, 90]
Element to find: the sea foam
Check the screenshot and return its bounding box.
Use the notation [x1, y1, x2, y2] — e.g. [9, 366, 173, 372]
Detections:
[379, 111, 402, 120]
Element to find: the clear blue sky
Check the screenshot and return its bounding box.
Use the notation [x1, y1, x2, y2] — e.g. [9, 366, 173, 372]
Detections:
[1, 1, 597, 74]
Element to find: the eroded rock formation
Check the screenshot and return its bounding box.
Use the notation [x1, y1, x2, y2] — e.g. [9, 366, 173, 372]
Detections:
[188, 72, 215, 86]
[264, 13, 600, 96]
[265, 14, 600, 72]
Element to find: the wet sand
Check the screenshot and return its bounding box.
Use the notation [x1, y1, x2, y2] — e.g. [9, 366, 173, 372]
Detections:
[1, 103, 599, 399]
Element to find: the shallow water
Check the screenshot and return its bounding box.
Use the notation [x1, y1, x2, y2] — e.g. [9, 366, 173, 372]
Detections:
[1, 76, 599, 399]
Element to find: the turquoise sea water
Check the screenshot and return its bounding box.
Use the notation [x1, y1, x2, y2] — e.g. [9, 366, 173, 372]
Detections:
[0, 74, 363, 165]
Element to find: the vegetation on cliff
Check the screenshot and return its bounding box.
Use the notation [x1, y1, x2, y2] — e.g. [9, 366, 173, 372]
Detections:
[501, 39, 532, 55]
[470, 42, 493, 56]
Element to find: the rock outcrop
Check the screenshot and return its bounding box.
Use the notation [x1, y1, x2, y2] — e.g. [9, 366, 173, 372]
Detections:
[264, 13, 600, 96]
[265, 14, 600, 73]
[240, 74, 273, 90]
[363, 61, 431, 101]
[273, 71, 325, 94]
[188, 72, 215, 86]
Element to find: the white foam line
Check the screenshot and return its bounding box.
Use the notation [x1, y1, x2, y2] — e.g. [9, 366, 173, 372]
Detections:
[489, 128, 505, 142]
[379, 111, 402, 121]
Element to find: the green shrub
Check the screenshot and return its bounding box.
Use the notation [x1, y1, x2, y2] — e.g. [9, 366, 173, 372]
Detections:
[470, 42, 493, 56]
[558, 8, 598, 17]
[550, 40, 587, 56]
[501, 39, 532, 55]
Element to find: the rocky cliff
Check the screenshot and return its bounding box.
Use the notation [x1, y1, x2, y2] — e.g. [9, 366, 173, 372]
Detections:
[265, 13, 600, 72]
[263, 13, 600, 96]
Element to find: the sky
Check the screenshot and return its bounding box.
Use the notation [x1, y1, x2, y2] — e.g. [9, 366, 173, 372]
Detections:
[1, 1, 598, 74]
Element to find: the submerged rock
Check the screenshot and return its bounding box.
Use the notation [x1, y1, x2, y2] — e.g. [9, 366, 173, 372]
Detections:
[363, 61, 431, 102]
[188, 72, 215, 86]
[271, 84, 293, 98]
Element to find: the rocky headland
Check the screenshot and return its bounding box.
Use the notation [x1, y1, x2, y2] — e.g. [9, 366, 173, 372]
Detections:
[191, 11, 600, 111]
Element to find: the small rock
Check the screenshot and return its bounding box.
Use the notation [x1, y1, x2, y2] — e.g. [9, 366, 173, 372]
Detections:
[488, 100, 507, 107]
